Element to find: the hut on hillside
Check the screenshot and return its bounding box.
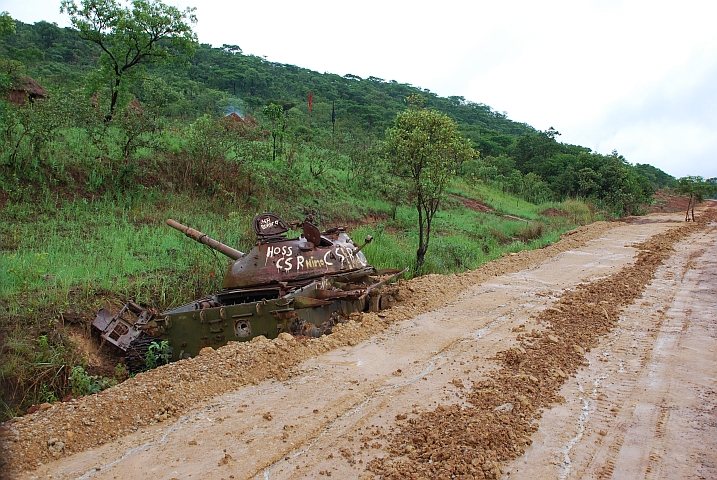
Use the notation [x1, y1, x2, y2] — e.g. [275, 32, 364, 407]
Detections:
[221, 112, 267, 139]
[7, 76, 47, 105]
[125, 98, 144, 116]
[224, 111, 260, 127]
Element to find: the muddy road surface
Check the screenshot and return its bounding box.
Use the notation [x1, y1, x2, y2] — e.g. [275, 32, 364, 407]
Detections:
[2, 204, 715, 480]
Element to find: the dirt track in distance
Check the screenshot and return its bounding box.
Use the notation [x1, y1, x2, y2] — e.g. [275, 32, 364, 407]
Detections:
[2, 202, 715, 480]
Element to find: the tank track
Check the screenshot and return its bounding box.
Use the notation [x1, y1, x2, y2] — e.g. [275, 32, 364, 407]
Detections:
[125, 335, 167, 374]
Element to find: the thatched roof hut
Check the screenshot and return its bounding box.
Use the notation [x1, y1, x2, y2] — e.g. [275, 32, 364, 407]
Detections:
[125, 98, 144, 116]
[7, 76, 47, 105]
[220, 112, 267, 139]
[224, 112, 260, 127]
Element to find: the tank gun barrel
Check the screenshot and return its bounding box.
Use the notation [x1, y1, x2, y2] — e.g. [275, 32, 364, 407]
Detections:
[166, 219, 244, 260]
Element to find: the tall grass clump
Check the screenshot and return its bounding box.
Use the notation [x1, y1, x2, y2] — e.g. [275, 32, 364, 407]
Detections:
[559, 198, 597, 225]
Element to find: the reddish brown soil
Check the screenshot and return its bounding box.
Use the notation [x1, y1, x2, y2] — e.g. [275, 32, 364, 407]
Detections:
[2, 203, 715, 480]
[450, 194, 495, 213]
[540, 207, 569, 217]
[647, 190, 690, 214]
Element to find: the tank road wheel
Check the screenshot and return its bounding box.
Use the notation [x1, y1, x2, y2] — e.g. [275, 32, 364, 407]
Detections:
[369, 294, 381, 312]
[125, 336, 169, 374]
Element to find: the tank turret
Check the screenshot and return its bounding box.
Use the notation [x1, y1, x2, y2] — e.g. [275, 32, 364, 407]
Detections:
[221, 213, 374, 290]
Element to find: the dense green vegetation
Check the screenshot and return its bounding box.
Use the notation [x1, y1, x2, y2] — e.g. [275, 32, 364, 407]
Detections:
[0, 6, 679, 419]
[1, 13, 673, 210]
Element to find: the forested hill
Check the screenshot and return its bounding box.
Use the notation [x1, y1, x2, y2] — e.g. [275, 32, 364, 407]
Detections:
[1, 19, 533, 144]
[1, 17, 678, 216]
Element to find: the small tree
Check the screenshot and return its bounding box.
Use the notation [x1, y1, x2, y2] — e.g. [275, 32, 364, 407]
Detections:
[185, 114, 229, 189]
[385, 108, 475, 270]
[0, 11, 15, 37]
[677, 176, 717, 221]
[0, 93, 72, 177]
[61, 0, 197, 119]
[0, 11, 22, 100]
[262, 102, 294, 164]
[113, 99, 155, 161]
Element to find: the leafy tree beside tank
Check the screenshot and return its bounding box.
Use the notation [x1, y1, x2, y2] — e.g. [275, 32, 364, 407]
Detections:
[385, 107, 476, 270]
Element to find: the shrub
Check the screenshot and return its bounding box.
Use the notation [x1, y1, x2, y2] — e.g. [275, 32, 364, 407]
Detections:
[69, 366, 115, 397]
[145, 340, 171, 370]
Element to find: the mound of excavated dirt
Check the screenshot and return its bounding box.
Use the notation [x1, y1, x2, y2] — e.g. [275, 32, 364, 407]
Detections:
[0, 221, 618, 477]
[365, 212, 713, 479]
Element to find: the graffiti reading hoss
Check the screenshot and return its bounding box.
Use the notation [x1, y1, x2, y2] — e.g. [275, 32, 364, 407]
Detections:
[266, 245, 365, 273]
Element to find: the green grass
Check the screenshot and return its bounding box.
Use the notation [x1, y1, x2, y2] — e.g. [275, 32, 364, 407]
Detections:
[350, 189, 581, 278]
[1, 180, 584, 312]
[1, 194, 354, 309]
[448, 178, 603, 226]
[0, 194, 263, 308]
[448, 178, 546, 220]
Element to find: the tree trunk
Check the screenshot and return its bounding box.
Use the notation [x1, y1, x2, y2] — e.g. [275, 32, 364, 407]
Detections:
[108, 77, 121, 121]
[416, 204, 426, 270]
[685, 194, 692, 221]
[416, 247, 426, 270]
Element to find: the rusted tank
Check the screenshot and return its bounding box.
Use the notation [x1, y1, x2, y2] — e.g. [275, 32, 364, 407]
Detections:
[93, 213, 405, 372]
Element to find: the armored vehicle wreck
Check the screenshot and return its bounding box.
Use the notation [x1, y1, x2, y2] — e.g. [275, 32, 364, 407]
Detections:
[93, 213, 405, 372]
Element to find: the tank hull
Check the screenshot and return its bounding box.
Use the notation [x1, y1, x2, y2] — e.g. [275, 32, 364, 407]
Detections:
[158, 278, 369, 361]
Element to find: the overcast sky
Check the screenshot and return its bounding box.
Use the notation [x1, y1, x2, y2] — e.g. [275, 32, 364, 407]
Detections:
[3, 0, 716, 178]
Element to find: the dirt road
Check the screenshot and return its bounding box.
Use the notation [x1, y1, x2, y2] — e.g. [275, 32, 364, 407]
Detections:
[2, 204, 715, 479]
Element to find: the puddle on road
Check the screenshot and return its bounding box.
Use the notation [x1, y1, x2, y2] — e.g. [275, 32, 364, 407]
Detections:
[319, 359, 363, 367]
